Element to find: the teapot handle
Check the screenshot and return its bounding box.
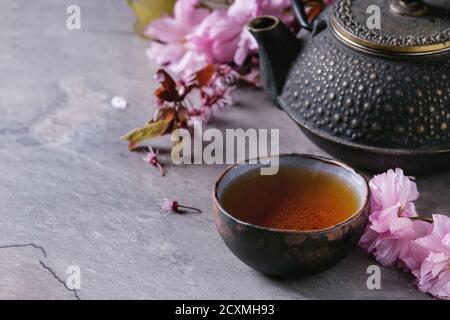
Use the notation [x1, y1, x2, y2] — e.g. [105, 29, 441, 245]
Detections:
[291, 0, 327, 36]
[390, 0, 428, 16]
[291, 0, 312, 31]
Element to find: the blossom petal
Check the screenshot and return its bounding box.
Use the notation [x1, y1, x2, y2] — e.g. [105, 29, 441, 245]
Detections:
[146, 15, 185, 42]
[146, 42, 186, 67]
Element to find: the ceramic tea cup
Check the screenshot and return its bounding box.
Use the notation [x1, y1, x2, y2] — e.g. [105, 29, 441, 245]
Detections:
[212, 153, 370, 277]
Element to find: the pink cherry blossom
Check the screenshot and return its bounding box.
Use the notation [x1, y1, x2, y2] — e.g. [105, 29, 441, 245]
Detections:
[183, 65, 238, 124]
[229, 0, 291, 23]
[159, 199, 202, 217]
[360, 204, 430, 268]
[142, 146, 164, 176]
[160, 199, 180, 216]
[369, 168, 419, 217]
[188, 105, 213, 124]
[415, 253, 450, 300]
[146, 0, 294, 74]
[145, 0, 209, 74]
[187, 9, 243, 65]
[360, 167, 450, 299]
[407, 214, 450, 299]
[187, 0, 292, 68]
[359, 169, 431, 268]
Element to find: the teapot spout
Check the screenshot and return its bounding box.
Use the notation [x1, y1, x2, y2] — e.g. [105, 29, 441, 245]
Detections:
[248, 16, 300, 104]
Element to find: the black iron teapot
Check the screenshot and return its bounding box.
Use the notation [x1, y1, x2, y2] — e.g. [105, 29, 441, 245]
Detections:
[249, 0, 450, 173]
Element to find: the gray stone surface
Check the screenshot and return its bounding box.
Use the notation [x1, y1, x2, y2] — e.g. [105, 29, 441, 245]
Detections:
[0, 0, 448, 300]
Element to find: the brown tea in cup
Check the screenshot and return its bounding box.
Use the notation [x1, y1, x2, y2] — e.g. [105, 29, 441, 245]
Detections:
[220, 166, 360, 231]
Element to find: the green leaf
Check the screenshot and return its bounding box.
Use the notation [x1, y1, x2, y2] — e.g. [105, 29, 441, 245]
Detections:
[127, 0, 176, 38]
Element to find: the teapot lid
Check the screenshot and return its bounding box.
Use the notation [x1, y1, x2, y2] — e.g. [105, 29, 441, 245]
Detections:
[331, 0, 450, 55]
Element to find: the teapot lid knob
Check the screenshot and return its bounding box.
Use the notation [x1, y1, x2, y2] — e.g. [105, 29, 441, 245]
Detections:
[390, 0, 428, 17]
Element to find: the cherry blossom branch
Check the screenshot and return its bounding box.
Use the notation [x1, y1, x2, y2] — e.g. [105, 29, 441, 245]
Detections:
[177, 205, 202, 213]
[160, 199, 202, 216]
[409, 216, 434, 223]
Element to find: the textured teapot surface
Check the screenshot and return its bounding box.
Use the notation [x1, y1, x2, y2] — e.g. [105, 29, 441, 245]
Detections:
[279, 2, 450, 151]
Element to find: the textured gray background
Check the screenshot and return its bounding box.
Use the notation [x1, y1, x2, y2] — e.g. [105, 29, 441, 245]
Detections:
[0, 0, 448, 300]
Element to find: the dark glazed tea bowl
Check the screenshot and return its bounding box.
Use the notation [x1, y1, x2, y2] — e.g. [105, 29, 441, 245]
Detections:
[212, 154, 370, 277]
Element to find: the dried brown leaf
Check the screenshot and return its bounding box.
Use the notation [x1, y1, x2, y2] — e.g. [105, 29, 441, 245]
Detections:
[194, 64, 215, 87]
[154, 107, 176, 124]
[154, 69, 180, 102]
[307, 3, 325, 22]
[121, 119, 170, 149]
